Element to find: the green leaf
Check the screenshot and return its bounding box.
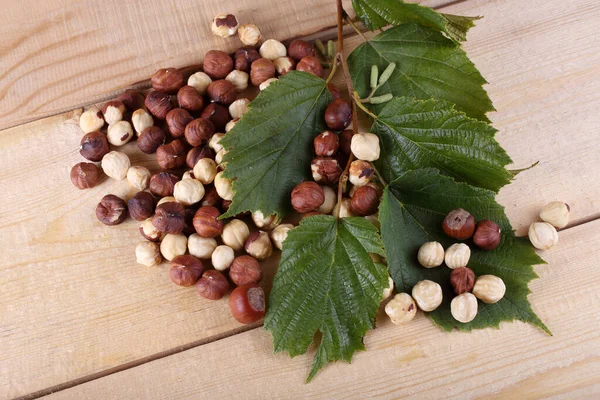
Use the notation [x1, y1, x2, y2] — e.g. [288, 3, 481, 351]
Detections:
[264, 216, 389, 381]
[378, 169, 550, 334]
[348, 23, 494, 121]
[373, 97, 512, 192]
[220, 71, 332, 218]
[352, 0, 480, 42]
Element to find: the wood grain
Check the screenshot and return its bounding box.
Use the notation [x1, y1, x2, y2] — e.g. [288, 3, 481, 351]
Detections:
[45, 219, 600, 399]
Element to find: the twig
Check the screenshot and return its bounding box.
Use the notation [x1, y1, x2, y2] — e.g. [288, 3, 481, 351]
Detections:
[344, 16, 368, 41]
[352, 91, 377, 120]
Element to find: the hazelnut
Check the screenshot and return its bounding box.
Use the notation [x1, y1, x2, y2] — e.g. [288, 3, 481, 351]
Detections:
[237, 23, 262, 46]
[244, 231, 273, 260]
[101, 100, 125, 125]
[80, 131, 109, 161]
[450, 267, 476, 295]
[234, 47, 261, 72]
[229, 283, 266, 324]
[200, 103, 231, 131]
[182, 170, 195, 180]
[325, 99, 352, 131]
[229, 98, 250, 120]
[226, 70, 249, 92]
[165, 108, 193, 138]
[70, 162, 100, 189]
[149, 172, 179, 197]
[230, 255, 262, 285]
[215, 147, 226, 167]
[153, 202, 186, 234]
[201, 185, 222, 208]
[107, 120, 134, 146]
[473, 220, 502, 250]
[156, 139, 187, 170]
[160, 233, 188, 261]
[193, 158, 218, 184]
[291, 181, 324, 213]
[151, 68, 184, 93]
[221, 219, 250, 250]
[188, 72, 212, 95]
[208, 133, 225, 154]
[302, 211, 323, 219]
[317, 185, 336, 214]
[185, 118, 216, 147]
[101, 151, 130, 180]
[417, 241, 444, 268]
[259, 39, 286, 60]
[145, 91, 173, 120]
[138, 126, 166, 154]
[197, 270, 230, 300]
[314, 130, 339, 157]
[157, 196, 177, 206]
[184, 205, 200, 236]
[473, 275, 506, 304]
[135, 241, 162, 266]
[451, 293, 478, 323]
[311, 157, 342, 184]
[251, 211, 280, 230]
[296, 56, 323, 78]
[203, 50, 233, 79]
[207, 80, 237, 105]
[250, 58, 276, 86]
[187, 146, 215, 169]
[348, 160, 374, 187]
[385, 293, 417, 325]
[139, 218, 164, 242]
[221, 200, 232, 212]
[178, 86, 205, 113]
[79, 107, 104, 133]
[174, 178, 205, 206]
[350, 185, 379, 216]
[333, 198, 355, 218]
[349, 181, 380, 198]
[128, 191, 155, 221]
[212, 245, 235, 271]
[132, 109, 154, 136]
[528, 222, 559, 250]
[117, 89, 145, 110]
[351, 132, 380, 161]
[188, 234, 218, 259]
[445, 243, 471, 270]
[170, 255, 204, 286]
[225, 119, 238, 133]
[442, 209, 476, 240]
[382, 276, 394, 301]
[96, 194, 128, 225]
[270, 223, 294, 250]
[412, 280, 443, 312]
[211, 13, 238, 38]
[273, 56, 295, 76]
[328, 83, 342, 100]
[339, 129, 353, 155]
[193, 206, 223, 238]
[540, 201, 570, 229]
[214, 171, 234, 200]
[259, 78, 278, 91]
[288, 39, 315, 61]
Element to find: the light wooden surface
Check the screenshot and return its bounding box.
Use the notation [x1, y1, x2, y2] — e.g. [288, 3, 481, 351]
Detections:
[0, 0, 599, 398]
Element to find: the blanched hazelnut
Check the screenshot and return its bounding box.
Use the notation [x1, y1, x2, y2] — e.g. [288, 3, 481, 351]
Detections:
[270, 223, 294, 250]
[192, 158, 218, 184]
[177, 85, 204, 112]
[107, 121, 134, 146]
[153, 202, 186, 234]
[226, 70, 249, 92]
[351, 132, 380, 161]
[145, 91, 173, 120]
[412, 280, 443, 312]
[215, 148, 228, 167]
[288, 39, 315, 61]
[212, 245, 235, 271]
[473, 275, 505, 304]
[197, 270, 230, 300]
[149, 172, 179, 197]
[185, 118, 215, 147]
[193, 206, 223, 238]
[382, 276, 394, 300]
[165, 108, 193, 138]
[350, 185, 379, 216]
[187, 234, 217, 259]
[273, 56, 295, 76]
[221, 219, 250, 250]
[96, 194, 128, 225]
[182, 170, 195, 180]
[135, 242, 162, 266]
[156, 139, 187, 170]
[101, 151, 130, 180]
[296, 56, 323, 78]
[188, 72, 212, 95]
[311, 157, 342, 184]
[102, 100, 125, 125]
[187, 146, 215, 168]
[230, 255, 262, 285]
[132, 109, 154, 136]
[528, 222, 558, 250]
[244, 231, 273, 260]
[291, 181, 324, 213]
[238, 23, 262, 46]
[157, 196, 177, 206]
[251, 211, 280, 230]
[70, 162, 100, 189]
[151, 68, 184, 93]
[201, 103, 230, 131]
[128, 191, 155, 221]
[251, 58, 276, 86]
[170, 255, 204, 286]
[540, 201, 570, 229]
[208, 133, 225, 154]
[451, 293, 478, 323]
[259, 39, 286, 60]
[333, 198, 354, 218]
[173, 179, 205, 206]
[214, 171, 234, 200]
[80, 131, 109, 161]
[139, 218, 164, 242]
[417, 241, 444, 268]
[349, 160, 374, 187]
[314, 130, 339, 157]
[211, 13, 238, 38]
[160, 234, 188, 261]
[229, 98, 250, 119]
[225, 119, 238, 133]
[385, 293, 417, 325]
[259, 78, 278, 91]
[203, 50, 234, 79]
[126, 166, 151, 191]
[444, 243, 471, 269]
[138, 126, 166, 154]
[79, 107, 104, 133]
[325, 99, 352, 131]
[208, 80, 237, 105]
[317, 185, 336, 214]
[118, 89, 145, 110]
[234, 47, 261, 72]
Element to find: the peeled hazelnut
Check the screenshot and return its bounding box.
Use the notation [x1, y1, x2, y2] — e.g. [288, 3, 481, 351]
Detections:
[244, 231, 273, 260]
[311, 157, 342, 184]
[197, 270, 230, 300]
[314, 130, 339, 157]
[157, 196, 177, 206]
[156, 139, 187, 170]
[201, 185, 222, 208]
[270, 223, 293, 250]
[151, 68, 184, 93]
[473, 220, 501, 250]
[259, 39, 286, 60]
[96, 194, 128, 225]
[288, 39, 315, 61]
[200, 103, 231, 131]
[350, 185, 379, 216]
[170, 255, 204, 286]
[250, 58, 276, 86]
[139, 218, 163, 242]
[101, 151, 130, 180]
[259, 78, 278, 91]
[187, 146, 215, 168]
[70, 162, 100, 189]
[351, 132, 380, 162]
[79, 107, 104, 133]
[215, 148, 228, 167]
[237, 23, 262, 46]
[188, 234, 217, 259]
[182, 170, 195, 180]
[193, 158, 218, 184]
[160, 234, 188, 261]
[230, 255, 262, 285]
[412, 280, 443, 312]
[317, 185, 336, 214]
[102, 100, 125, 125]
[203, 50, 234, 79]
[229, 283, 266, 324]
[349, 160, 374, 187]
[442, 209, 476, 240]
[193, 206, 223, 238]
[234, 47, 261, 72]
[325, 99, 352, 131]
[540, 201, 570, 229]
[221, 219, 250, 250]
[333, 198, 355, 218]
[107, 120, 134, 146]
[528, 222, 559, 250]
[417, 241, 444, 268]
[445, 243, 471, 270]
[208, 133, 225, 154]
[228, 98, 249, 120]
[138, 126, 166, 154]
[153, 202, 186, 234]
[451, 293, 478, 323]
[177, 86, 204, 112]
[173, 178, 205, 206]
[135, 241, 162, 266]
[149, 172, 179, 197]
[296, 56, 323, 78]
[145, 91, 173, 120]
[339, 129, 353, 155]
[385, 293, 417, 325]
[207, 80, 237, 105]
[188, 72, 212, 95]
[214, 171, 234, 200]
[450, 267, 476, 295]
[291, 181, 324, 213]
[132, 109, 154, 136]
[80, 131, 109, 161]
[226, 70, 249, 92]
[273, 56, 295, 76]
[473, 275, 505, 304]
[118, 89, 145, 111]
[212, 245, 235, 271]
[128, 191, 155, 221]
[225, 119, 238, 133]
[382, 276, 394, 300]
[185, 118, 216, 147]
[165, 108, 193, 138]
[251, 211, 280, 230]
[211, 13, 238, 38]
[328, 83, 342, 100]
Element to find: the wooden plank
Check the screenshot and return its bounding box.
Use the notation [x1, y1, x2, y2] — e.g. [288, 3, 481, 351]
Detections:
[44, 219, 600, 399]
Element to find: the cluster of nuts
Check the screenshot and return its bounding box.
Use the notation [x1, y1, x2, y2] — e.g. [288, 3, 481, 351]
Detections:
[528, 201, 569, 250]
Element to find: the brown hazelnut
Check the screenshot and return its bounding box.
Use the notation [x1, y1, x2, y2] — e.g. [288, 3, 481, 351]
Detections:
[229, 283, 265, 324]
[184, 118, 216, 147]
[153, 202, 186, 234]
[187, 146, 216, 168]
[149, 172, 179, 197]
[170, 255, 204, 286]
[339, 129, 353, 155]
[229, 255, 262, 286]
[101, 100, 126, 125]
[145, 91, 173, 120]
[177, 85, 205, 112]
[314, 130, 339, 156]
[296, 56, 323, 78]
[138, 126, 166, 154]
[234, 47, 261, 72]
[273, 56, 296, 76]
[156, 139, 187, 170]
[165, 108, 193, 138]
[442, 208, 476, 240]
[192, 206, 223, 238]
[291, 181, 325, 213]
[473, 220, 502, 250]
[183, 205, 199, 236]
[117, 89, 145, 110]
[203, 50, 234, 79]
[151, 68, 184, 93]
[207, 80, 237, 105]
[301, 211, 323, 219]
[196, 270, 230, 300]
[288, 39, 315, 61]
[201, 185, 222, 208]
[96, 194, 127, 226]
[350, 185, 379, 216]
[128, 191, 156, 221]
[325, 99, 352, 131]
[200, 103, 230, 131]
[221, 200, 232, 213]
[450, 267, 476, 295]
[70, 162, 100, 189]
[327, 83, 342, 100]
[80, 131, 109, 161]
[250, 58, 276, 86]
[244, 231, 273, 260]
[311, 157, 342, 184]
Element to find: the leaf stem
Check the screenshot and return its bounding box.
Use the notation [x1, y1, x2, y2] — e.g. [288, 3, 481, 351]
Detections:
[344, 16, 368, 41]
[325, 56, 339, 84]
[352, 91, 378, 120]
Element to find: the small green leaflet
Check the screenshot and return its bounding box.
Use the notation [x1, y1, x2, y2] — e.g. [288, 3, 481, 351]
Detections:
[348, 23, 494, 121]
[352, 0, 480, 42]
[372, 97, 512, 192]
[220, 71, 332, 218]
[378, 169, 550, 334]
[264, 216, 389, 381]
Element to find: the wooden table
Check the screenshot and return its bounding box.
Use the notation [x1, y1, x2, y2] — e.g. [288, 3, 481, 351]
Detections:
[1, 0, 599, 398]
